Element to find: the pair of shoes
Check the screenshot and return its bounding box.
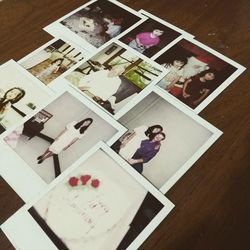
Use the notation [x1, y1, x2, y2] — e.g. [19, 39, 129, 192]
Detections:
[37, 159, 43, 164]
[37, 156, 42, 160]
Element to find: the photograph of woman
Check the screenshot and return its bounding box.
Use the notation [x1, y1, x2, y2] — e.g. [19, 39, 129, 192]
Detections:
[128, 29, 164, 54]
[0, 87, 26, 121]
[59, 0, 141, 48]
[112, 125, 165, 173]
[3, 92, 120, 184]
[35, 58, 64, 81]
[180, 70, 216, 108]
[127, 132, 166, 174]
[120, 18, 181, 58]
[155, 39, 238, 110]
[37, 118, 93, 164]
[0, 61, 52, 134]
[111, 91, 217, 190]
[20, 39, 86, 86]
[157, 56, 188, 92]
[65, 43, 163, 115]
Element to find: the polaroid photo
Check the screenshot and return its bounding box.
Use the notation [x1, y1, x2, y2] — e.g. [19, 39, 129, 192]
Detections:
[18, 37, 90, 86]
[0, 60, 53, 137]
[1, 142, 174, 250]
[0, 87, 126, 202]
[154, 37, 246, 113]
[118, 9, 194, 59]
[62, 40, 168, 120]
[44, 0, 146, 52]
[110, 88, 222, 193]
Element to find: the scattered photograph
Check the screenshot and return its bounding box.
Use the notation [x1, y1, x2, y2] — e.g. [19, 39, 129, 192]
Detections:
[28, 147, 172, 250]
[111, 90, 221, 192]
[0, 60, 52, 135]
[56, 0, 142, 49]
[19, 39, 86, 85]
[65, 42, 164, 116]
[155, 38, 245, 111]
[3, 92, 121, 184]
[119, 17, 181, 58]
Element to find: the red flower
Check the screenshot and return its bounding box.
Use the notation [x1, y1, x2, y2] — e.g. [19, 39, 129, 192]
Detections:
[68, 177, 78, 187]
[91, 179, 100, 188]
[80, 175, 91, 185]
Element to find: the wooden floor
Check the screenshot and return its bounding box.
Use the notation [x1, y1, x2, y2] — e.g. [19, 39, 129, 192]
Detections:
[0, 0, 249, 249]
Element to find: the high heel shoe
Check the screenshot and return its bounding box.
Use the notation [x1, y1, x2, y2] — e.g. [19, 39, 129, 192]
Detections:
[37, 159, 44, 164]
[37, 156, 43, 160]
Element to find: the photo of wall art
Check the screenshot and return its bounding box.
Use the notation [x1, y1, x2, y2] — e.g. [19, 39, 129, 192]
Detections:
[45, 0, 143, 50]
[3, 92, 122, 184]
[155, 38, 245, 112]
[119, 13, 182, 58]
[111, 90, 221, 192]
[65, 42, 164, 116]
[19, 39, 86, 85]
[0, 60, 52, 135]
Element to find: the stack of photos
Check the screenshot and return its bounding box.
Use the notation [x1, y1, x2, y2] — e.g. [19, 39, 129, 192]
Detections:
[0, 0, 246, 249]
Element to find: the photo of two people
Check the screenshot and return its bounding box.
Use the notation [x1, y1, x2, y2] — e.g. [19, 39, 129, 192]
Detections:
[65, 43, 163, 115]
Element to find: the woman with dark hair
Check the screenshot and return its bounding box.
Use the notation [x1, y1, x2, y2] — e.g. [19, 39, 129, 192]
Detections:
[181, 69, 216, 108]
[0, 87, 26, 119]
[116, 124, 163, 159]
[36, 58, 64, 80]
[128, 132, 166, 174]
[158, 55, 188, 92]
[37, 118, 93, 164]
[128, 29, 164, 54]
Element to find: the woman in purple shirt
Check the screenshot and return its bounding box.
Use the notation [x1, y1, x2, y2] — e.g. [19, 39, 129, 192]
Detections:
[127, 132, 166, 174]
[128, 29, 164, 54]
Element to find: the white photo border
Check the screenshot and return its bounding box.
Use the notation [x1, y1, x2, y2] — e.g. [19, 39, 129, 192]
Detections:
[0, 86, 127, 203]
[1, 141, 174, 250]
[17, 36, 91, 89]
[59, 40, 170, 120]
[43, 0, 147, 53]
[0, 60, 54, 139]
[115, 86, 223, 193]
[153, 37, 246, 114]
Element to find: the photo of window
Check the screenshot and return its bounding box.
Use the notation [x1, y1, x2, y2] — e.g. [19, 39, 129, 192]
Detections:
[19, 39, 86, 85]
[65, 42, 164, 116]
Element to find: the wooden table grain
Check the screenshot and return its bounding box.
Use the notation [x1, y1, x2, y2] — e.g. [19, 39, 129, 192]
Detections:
[0, 0, 249, 249]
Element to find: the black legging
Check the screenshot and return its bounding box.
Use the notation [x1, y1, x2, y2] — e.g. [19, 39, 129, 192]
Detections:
[130, 152, 144, 174]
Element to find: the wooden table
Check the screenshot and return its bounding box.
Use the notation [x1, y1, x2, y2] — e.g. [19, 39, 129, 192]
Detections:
[0, 0, 249, 249]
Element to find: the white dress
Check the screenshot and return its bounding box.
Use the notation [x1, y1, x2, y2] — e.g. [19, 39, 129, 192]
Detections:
[36, 64, 59, 78]
[49, 121, 84, 154]
[79, 70, 122, 101]
[119, 125, 148, 160]
[157, 63, 184, 89]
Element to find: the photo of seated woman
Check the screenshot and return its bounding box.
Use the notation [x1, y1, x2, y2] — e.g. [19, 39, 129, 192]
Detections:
[156, 39, 238, 110]
[19, 39, 86, 85]
[119, 18, 181, 58]
[60, 0, 141, 48]
[65, 43, 163, 115]
[3, 92, 119, 184]
[111, 91, 217, 190]
[0, 61, 51, 135]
